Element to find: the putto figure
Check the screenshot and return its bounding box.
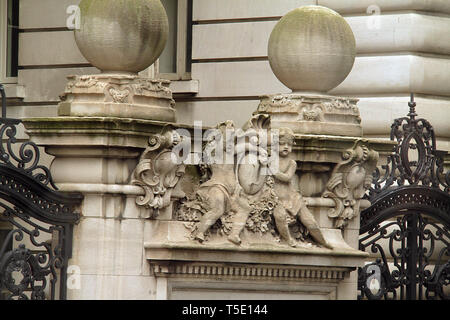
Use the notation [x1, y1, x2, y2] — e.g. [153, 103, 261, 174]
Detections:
[270, 128, 332, 248]
[178, 118, 332, 249]
[190, 121, 238, 242]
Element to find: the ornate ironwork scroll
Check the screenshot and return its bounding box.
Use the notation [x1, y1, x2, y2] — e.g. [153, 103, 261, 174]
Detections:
[369, 94, 449, 198]
[358, 95, 450, 300]
[0, 87, 83, 300]
[358, 212, 450, 300]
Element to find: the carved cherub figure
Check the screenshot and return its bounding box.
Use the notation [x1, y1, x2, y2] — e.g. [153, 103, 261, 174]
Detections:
[226, 128, 271, 245]
[271, 127, 332, 248]
[191, 121, 238, 242]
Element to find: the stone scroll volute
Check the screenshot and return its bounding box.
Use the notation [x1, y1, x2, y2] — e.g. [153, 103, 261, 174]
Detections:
[322, 140, 379, 228]
[131, 126, 186, 218]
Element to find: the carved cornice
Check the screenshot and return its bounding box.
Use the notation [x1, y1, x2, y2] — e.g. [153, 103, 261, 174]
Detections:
[150, 261, 351, 282]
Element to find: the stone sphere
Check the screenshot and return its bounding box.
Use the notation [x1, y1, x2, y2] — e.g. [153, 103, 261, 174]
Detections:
[75, 0, 168, 74]
[268, 6, 356, 93]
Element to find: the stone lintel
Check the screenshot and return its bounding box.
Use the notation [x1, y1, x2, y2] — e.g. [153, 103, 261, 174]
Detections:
[144, 221, 368, 270]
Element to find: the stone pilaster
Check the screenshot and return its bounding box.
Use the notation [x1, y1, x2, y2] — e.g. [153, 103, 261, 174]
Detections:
[23, 0, 173, 299]
[22, 117, 169, 299]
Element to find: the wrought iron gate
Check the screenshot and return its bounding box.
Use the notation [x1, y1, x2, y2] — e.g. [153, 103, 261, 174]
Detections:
[0, 84, 83, 300]
[358, 95, 450, 300]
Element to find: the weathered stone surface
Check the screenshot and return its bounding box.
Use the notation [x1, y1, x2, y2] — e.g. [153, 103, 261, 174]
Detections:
[20, 0, 409, 302]
[58, 74, 176, 122]
[268, 6, 356, 93]
[256, 93, 362, 136]
[75, 0, 168, 74]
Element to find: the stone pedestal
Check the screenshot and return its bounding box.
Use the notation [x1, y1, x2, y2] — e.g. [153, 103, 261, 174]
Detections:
[144, 221, 368, 300]
[256, 93, 362, 136]
[58, 74, 176, 122]
[22, 116, 167, 299]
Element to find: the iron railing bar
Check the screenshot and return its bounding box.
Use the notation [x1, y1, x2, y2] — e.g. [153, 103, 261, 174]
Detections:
[0, 84, 5, 118]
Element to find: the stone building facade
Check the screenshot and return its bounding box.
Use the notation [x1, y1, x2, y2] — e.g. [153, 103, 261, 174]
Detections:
[1, 0, 448, 150]
[0, 0, 449, 300]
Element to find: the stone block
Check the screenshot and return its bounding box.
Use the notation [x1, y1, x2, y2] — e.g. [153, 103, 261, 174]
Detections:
[175, 100, 259, 128]
[318, 0, 450, 15]
[193, 0, 315, 21]
[192, 14, 450, 59]
[192, 21, 276, 60]
[169, 279, 337, 300]
[192, 56, 450, 99]
[70, 217, 146, 276]
[19, 31, 87, 66]
[20, 0, 81, 29]
[19, 67, 99, 102]
[67, 274, 156, 300]
[358, 95, 450, 139]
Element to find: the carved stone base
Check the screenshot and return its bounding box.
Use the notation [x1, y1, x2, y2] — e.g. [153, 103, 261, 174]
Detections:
[145, 224, 368, 300]
[145, 220, 365, 253]
[58, 74, 176, 122]
[256, 93, 363, 137]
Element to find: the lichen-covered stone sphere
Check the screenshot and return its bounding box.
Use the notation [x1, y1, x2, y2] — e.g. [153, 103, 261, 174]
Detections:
[75, 0, 168, 73]
[268, 6, 356, 93]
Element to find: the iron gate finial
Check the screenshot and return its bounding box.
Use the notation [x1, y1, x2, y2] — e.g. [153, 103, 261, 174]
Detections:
[408, 93, 417, 120]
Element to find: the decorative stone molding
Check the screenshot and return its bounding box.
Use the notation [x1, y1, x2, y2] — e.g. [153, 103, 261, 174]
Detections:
[256, 93, 362, 136]
[131, 127, 185, 216]
[323, 140, 379, 228]
[257, 94, 359, 115]
[59, 74, 175, 122]
[149, 261, 351, 282]
[62, 75, 173, 101]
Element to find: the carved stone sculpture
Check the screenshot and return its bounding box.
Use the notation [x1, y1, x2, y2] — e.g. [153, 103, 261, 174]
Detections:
[323, 140, 379, 228]
[270, 127, 332, 248]
[180, 120, 238, 242]
[59, 74, 175, 122]
[131, 126, 185, 217]
[176, 115, 331, 248]
[256, 93, 362, 137]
